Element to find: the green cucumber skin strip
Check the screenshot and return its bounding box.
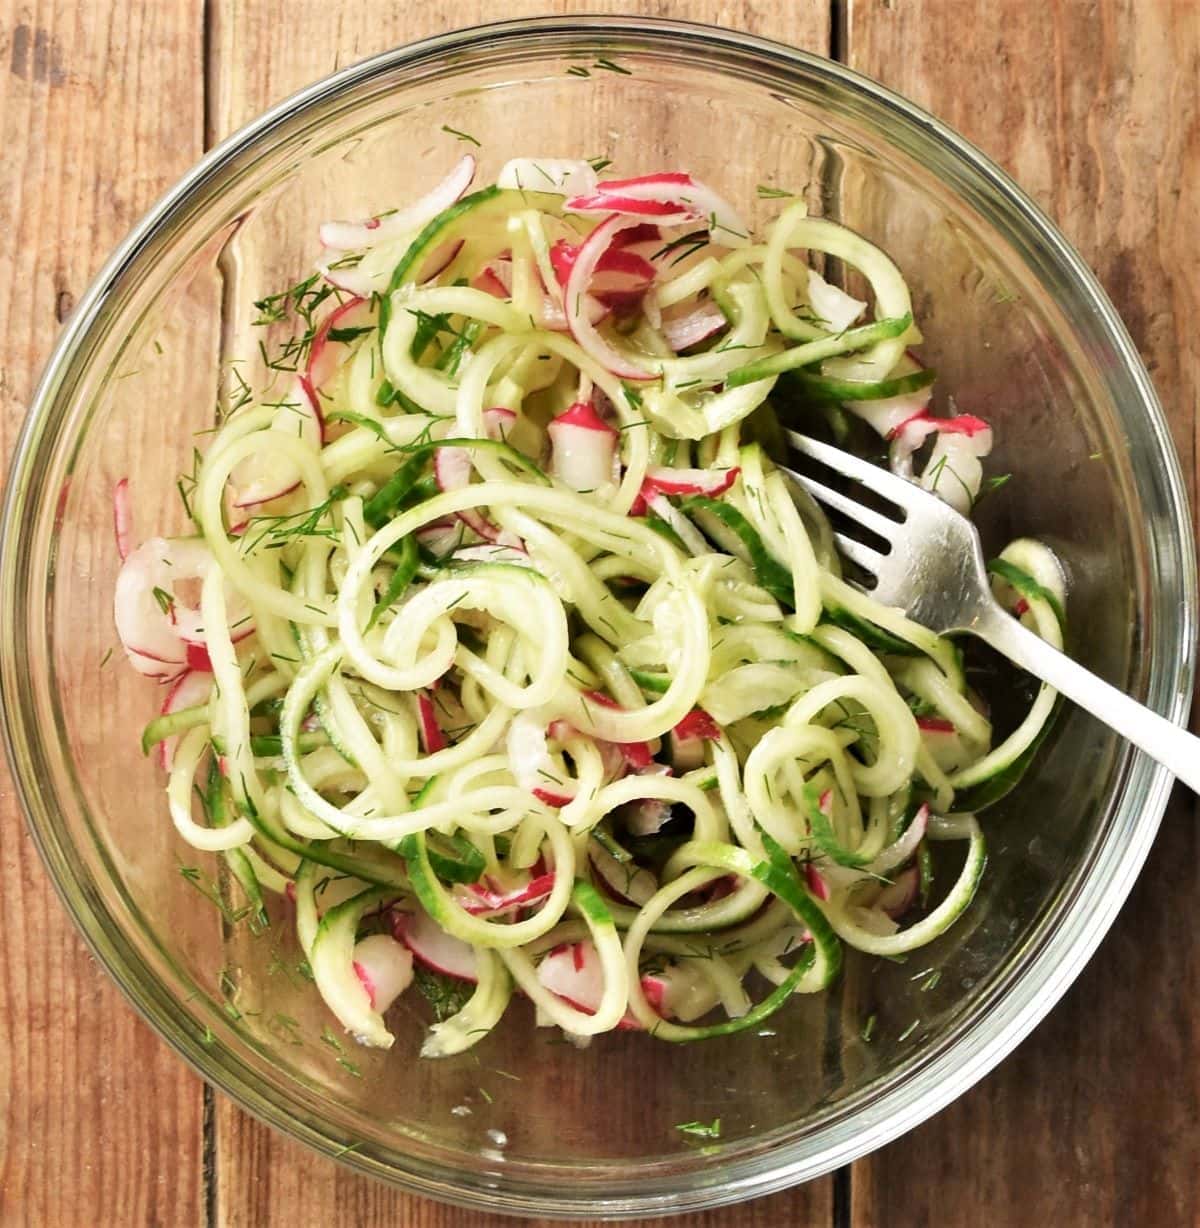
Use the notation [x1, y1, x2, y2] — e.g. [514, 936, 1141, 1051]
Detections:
[387, 187, 563, 293]
[205, 759, 269, 929]
[682, 496, 794, 607]
[987, 558, 1068, 634]
[821, 608, 922, 658]
[787, 366, 936, 404]
[141, 705, 208, 755]
[725, 314, 913, 387]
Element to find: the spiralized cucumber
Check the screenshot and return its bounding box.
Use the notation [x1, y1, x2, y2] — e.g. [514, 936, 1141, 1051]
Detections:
[114, 159, 1065, 1057]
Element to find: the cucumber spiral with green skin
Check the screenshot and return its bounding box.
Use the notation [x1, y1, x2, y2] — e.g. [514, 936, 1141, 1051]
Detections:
[117, 158, 1066, 1054]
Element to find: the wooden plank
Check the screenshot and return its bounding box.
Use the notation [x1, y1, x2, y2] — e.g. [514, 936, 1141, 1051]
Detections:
[207, 5, 835, 1226]
[0, 2, 208, 1225]
[845, 2, 1200, 1225]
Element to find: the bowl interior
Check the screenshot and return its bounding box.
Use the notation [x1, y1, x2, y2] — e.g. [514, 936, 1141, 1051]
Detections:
[4, 22, 1189, 1216]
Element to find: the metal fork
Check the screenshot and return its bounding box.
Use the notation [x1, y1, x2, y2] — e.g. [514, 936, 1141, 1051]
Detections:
[783, 430, 1200, 794]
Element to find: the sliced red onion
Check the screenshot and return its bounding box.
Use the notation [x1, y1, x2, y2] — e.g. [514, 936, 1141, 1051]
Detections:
[352, 933, 414, 1013]
[156, 669, 213, 770]
[662, 301, 728, 353]
[497, 157, 597, 196]
[392, 906, 477, 981]
[112, 477, 134, 562]
[319, 155, 476, 251]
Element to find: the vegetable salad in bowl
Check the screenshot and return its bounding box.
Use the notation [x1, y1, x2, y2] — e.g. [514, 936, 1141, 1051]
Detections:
[113, 155, 1065, 1056]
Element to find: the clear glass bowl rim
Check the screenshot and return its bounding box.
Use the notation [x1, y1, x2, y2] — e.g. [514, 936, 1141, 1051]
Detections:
[1, 15, 1194, 1219]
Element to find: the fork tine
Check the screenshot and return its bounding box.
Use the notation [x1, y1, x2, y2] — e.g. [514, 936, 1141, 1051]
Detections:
[831, 532, 884, 576]
[784, 430, 924, 511]
[784, 469, 900, 543]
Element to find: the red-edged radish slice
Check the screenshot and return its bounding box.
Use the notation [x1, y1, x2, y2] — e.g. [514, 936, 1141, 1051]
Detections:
[508, 710, 576, 803]
[352, 934, 414, 1012]
[433, 446, 521, 546]
[536, 941, 640, 1029]
[662, 301, 728, 353]
[156, 669, 214, 770]
[417, 239, 463, 284]
[641, 465, 740, 499]
[319, 155, 476, 251]
[564, 215, 659, 379]
[875, 865, 920, 920]
[673, 708, 722, 742]
[566, 172, 750, 247]
[551, 241, 656, 308]
[472, 265, 510, 299]
[547, 401, 618, 492]
[916, 716, 956, 733]
[185, 642, 213, 672]
[392, 907, 478, 982]
[644, 961, 721, 1023]
[806, 269, 867, 333]
[417, 692, 446, 753]
[455, 871, 556, 917]
[482, 407, 517, 440]
[300, 295, 371, 414]
[580, 692, 655, 770]
[113, 538, 194, 674]
[805, 862, 831, 902]
[112, 478, 134, 562]
[498, 157, 597, 197]
[890, 412, 992, 513]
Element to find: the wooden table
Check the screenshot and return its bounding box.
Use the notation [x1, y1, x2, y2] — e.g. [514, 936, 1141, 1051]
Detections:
[2, 2, 1197, 1224]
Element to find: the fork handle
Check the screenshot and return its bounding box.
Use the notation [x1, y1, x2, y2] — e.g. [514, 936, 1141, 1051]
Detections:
[975, 605, 1198, 793]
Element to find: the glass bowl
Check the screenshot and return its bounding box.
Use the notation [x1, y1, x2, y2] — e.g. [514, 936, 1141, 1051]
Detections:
[1, 16, 1193, 1219]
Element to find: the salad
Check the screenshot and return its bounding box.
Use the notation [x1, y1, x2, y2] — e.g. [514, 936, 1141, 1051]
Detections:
[113, 155, 1065, 1055]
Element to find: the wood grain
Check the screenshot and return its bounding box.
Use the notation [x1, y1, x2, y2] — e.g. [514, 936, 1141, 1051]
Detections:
[205, 4, 833, 1226]
[844, 2, 1200, 1225]
[0, 2, 208, 1226]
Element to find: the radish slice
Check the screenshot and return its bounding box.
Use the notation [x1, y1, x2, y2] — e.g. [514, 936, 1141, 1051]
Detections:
[417, 692, 446, 752]
[115, 536, 250, 675]
[433, 446, 522, 546]
[454, 871, 556, 917]
[566, 172, 750, 247]
[876, 865, 920, 920]
[300, 295, 371, 414]
[916, 716, 956, 733]
[537, 941, 640, 1029]
[472, 265, 510, 299]
[641, 962, 720, 1023]
[112, 478, 134, 562]
[508, 709, 575, 802]
[483, 407, 517, 440]
[673, 708, 722, 742]
[392, 907, 478, 981]
[156, 669, 214, 770]
[641, 465, 740, 498]
[551, 241, 656, 309]
[547, 401, 618, 492]
[806, 269, 867, 333]
[889, 412, 993, 514]
[662, 301, 727, 353]
[319, 155, 476, 251]
[564, 215, 659, 379]
[805, 862, 831, 902]
[352, 934, 414, 1013]
[498, 158, 597, 197]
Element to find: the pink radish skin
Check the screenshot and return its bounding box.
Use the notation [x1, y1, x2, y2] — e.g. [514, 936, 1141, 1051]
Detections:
[548, 401, 618, 492]
[392, 908, 478, 982]
[417, 692, 446, 753]
[916, 716, 956, 734]
[673, 708, 722, 742]
[300, 295, 370, 415]
[805, 862, 830, 902]
[472, 266, 510, 298]
[352, 934, 414, 1012]
[643, 466, 740, 498]
[156, 669, 213, 770]
[319, 155, 476, 251]
[564, 193, 693, 224]
[550, 241, 656, 309]
[112, 478, 134, 562]
[483, 406, 517, 439]
[433, 447, 522, 547]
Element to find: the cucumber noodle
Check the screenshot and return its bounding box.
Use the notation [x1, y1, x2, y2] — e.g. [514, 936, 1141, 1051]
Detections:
[115, 157, 1066, 1055]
